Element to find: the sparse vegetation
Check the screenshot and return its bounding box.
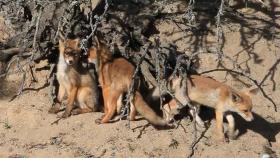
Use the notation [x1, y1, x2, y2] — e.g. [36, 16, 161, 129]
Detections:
[0, 0, 279, 157]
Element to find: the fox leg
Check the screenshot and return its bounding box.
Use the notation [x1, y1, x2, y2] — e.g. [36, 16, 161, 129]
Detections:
[225, 114, 238, 140]
[162, 99, 178, 122]
[102, 87, 110, 114]
[62, 86, 78, 118]
[82, 87, 98, 112]
[95, 87, 111, 124]
[174, 90, 189, 106]
[71, 87, 94, 115]
[129, 96, 137, 121]
[162, 102, 171, 122]
[100, 90, 121, 123]
[116, 94, 123, 114]
[49, 84, 65, 114]
[113, 94, 136, 121]
[215, 110, 225, 141]
[57, 84, 66, 102]
[189, 105, 205, 128]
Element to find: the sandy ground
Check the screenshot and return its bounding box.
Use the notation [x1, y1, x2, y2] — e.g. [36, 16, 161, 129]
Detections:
[0, 2, 280, 158]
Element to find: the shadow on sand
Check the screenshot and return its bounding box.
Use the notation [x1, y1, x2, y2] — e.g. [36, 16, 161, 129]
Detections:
[234, 112, 280, 142]
[199, 107, 280, 142]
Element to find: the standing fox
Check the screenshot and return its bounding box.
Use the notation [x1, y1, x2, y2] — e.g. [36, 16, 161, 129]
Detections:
[154, 75, 258, 141]
[49, 38, 99, 118]
[87, 38, 168, 126]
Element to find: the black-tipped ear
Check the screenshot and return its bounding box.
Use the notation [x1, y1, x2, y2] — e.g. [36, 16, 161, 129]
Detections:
[59, 39, 64, 49]
[248, 87, 259, 95]
[242, 86, 259, 96]
[73, 38, 80, 49]
[59, 32, 65, 41]
[232, 92, 242, 102]
[59, 39, 63, 45]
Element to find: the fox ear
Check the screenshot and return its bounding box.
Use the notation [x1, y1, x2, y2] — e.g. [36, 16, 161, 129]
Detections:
[232, 92, 242, 103]
[58, 31, 65, 41]
[94, 36, 100, 48]
[59, 39, 64, 49]
[249, 87, 259, 95]
[73, 38, 80, 49]
[243, 86, 259, 96]
[58, 39, 64, 47]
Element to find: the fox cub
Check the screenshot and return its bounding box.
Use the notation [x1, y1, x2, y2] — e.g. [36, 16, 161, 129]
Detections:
[87, 38, 169, 126]
[49, 38, 99, 118]
[154, 75, 258, 141]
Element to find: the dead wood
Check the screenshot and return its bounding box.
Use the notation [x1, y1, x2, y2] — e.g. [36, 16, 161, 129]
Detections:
[0, 0, 279, 157]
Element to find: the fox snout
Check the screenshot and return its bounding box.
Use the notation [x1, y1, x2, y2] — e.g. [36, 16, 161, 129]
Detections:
[245, 112, 254, 121]
[65, 58, 74, 65]
[246, 116, 254, 122]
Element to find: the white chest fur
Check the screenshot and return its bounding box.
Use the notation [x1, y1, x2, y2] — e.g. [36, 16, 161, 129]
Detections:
[57, 54, 69, 84]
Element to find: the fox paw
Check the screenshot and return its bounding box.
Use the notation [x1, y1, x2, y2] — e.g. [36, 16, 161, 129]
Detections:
[95, 118, 102, 125]
[60, 111, 71, 118]
[71, 109, 82, 115]
[216, 137, 229, 143]
[196, 122, 206, 131]
[227, 129, 239, 140]
[48, 107, 60, 114]
[48, 103, 61, 114]
[167, 123, 176, 129]
[214, 134, 228, 143]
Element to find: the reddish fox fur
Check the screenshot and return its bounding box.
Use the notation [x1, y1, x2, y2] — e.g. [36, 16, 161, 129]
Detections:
[154, 75, 258, 141]
[49, 38, 99, 118]
[88, 38, 168, 126]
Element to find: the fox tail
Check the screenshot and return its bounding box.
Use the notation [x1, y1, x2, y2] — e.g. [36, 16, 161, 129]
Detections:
[132, 91, 168, 127]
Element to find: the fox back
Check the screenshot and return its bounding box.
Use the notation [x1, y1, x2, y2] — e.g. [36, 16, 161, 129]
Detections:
[184, 75, 256, 121]
[87, 39, 168, 126]
[88, 43, 134, 90]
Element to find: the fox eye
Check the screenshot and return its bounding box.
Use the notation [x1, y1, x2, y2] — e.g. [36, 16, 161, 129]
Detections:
[243, 110, 249, 113]
[232, 92, 242, 102]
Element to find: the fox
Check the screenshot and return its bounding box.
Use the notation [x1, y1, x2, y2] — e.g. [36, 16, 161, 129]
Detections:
[48, 38, 99, 118]
[87, 38, 168, 127]
[153, 74, 258, 141]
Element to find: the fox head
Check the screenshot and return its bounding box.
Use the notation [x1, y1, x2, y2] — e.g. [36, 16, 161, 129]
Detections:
[87, 36, 101, 64]
[87, 37, 111, 65]
[59, 38, 81, 66]
[228, 87, 259, 122]
[88, 47, 98, 64]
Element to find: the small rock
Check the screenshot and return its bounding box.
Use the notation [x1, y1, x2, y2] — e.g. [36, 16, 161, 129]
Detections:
[50, 136, 62, 145]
